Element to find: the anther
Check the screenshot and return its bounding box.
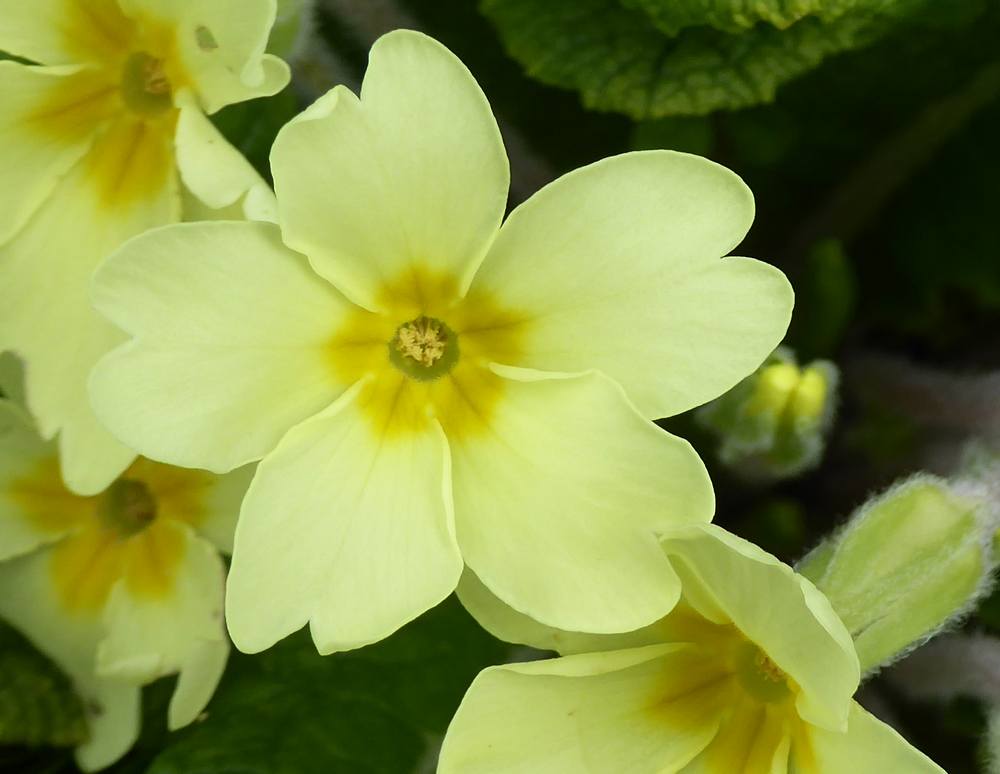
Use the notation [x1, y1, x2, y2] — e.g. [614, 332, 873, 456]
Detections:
[395, 317, 447, 366]
[120, 52, 174, 115]
[388, 315, 459, 381]
[100, 478, 158, 537]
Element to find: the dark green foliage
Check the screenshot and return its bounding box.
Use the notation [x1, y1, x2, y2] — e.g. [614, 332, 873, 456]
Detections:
[0, 621, 88, 748]
[141, 598, 505, 774]
[480, 0, 935, 118]
[631, 116, 714, 155]
[210, 89, 303, 182]
[862, 97, 1000, 353]
[787, 240, 857, 360]
[623, 0, 891, 36]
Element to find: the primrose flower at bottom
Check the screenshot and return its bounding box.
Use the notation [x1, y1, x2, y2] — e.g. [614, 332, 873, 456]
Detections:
[90, 30, 792, 655]
[0, 401, 251, 770]
[441, 524, 942, 773]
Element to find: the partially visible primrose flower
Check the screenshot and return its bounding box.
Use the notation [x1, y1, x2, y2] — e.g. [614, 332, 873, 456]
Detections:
[0, 0, 290, 495]
[89, 30, 793, 654]
[443, 524, 943, 773]
[0, 400, 252, 771]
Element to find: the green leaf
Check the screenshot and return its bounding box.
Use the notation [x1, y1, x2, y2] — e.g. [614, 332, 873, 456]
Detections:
[145, 597, 507, 774]
[622, 0, 877, 35]
[480, 0, 933, 117]
[0, 620, 88, 748]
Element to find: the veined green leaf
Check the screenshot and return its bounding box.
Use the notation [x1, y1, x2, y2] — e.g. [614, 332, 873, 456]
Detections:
[622, 0, 882, 35]
[481, 0, 933, 117]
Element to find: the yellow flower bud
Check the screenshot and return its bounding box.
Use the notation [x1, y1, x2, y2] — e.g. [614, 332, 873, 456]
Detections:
[697, 349, 838, 481]
[746, 361, 801, 417]
[800, 476, 996, 673]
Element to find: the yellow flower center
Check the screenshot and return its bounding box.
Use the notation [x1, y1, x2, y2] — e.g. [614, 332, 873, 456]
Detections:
[734, 642, 792, 704]
[99, 478, 158, 536]
[756, 652, 784, 682]
[21, 1, 185, 210]
[11, 457, 214, 613]
[120, 52, 174, 115]
[327, 264, 528, 440]
[396, 317, 447, 366]
[389, 316, 460, 381]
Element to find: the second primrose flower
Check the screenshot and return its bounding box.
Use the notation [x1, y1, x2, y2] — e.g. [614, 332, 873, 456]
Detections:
[442, 525, 943, 773]
[0, 399, 251, 770]
[0, 0, 289, 495]
[90, 30, 793, 654]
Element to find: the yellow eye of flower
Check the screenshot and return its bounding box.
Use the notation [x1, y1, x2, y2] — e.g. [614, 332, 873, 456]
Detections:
[120, 52, 174, 116]
[99, 478, 158, 537]
[389, 316, 460, 381]
[734, 641, 792, 703]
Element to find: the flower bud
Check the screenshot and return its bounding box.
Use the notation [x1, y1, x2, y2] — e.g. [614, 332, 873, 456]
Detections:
[799, 475, 996, 674]
[696, 347, 838, 481]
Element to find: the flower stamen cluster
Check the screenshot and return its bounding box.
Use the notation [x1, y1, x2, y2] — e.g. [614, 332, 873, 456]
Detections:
[394, 316, 449, 367]
[119, 52, 174, 117]
[385, 313, 461, 383]
[99, 478, 159, 537]
[735, 640, 793, 703]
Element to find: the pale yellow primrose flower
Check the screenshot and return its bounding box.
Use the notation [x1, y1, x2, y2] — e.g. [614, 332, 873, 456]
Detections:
[0, 400, 252, 770]
[89, 30, 792, 654]
[0, 0, 289, 496]
[443, 524, 943, 773]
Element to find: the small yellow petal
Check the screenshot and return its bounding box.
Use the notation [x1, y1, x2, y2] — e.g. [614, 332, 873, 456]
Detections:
[122, 518, 187, 599]
[64, 0, 133, 63]
[26, 68, 119, 146]
[125, 457, 214, 531]
[49, 525, 126, 612]
[10, 455, 96, 534]
[85, 115, 177, 209]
